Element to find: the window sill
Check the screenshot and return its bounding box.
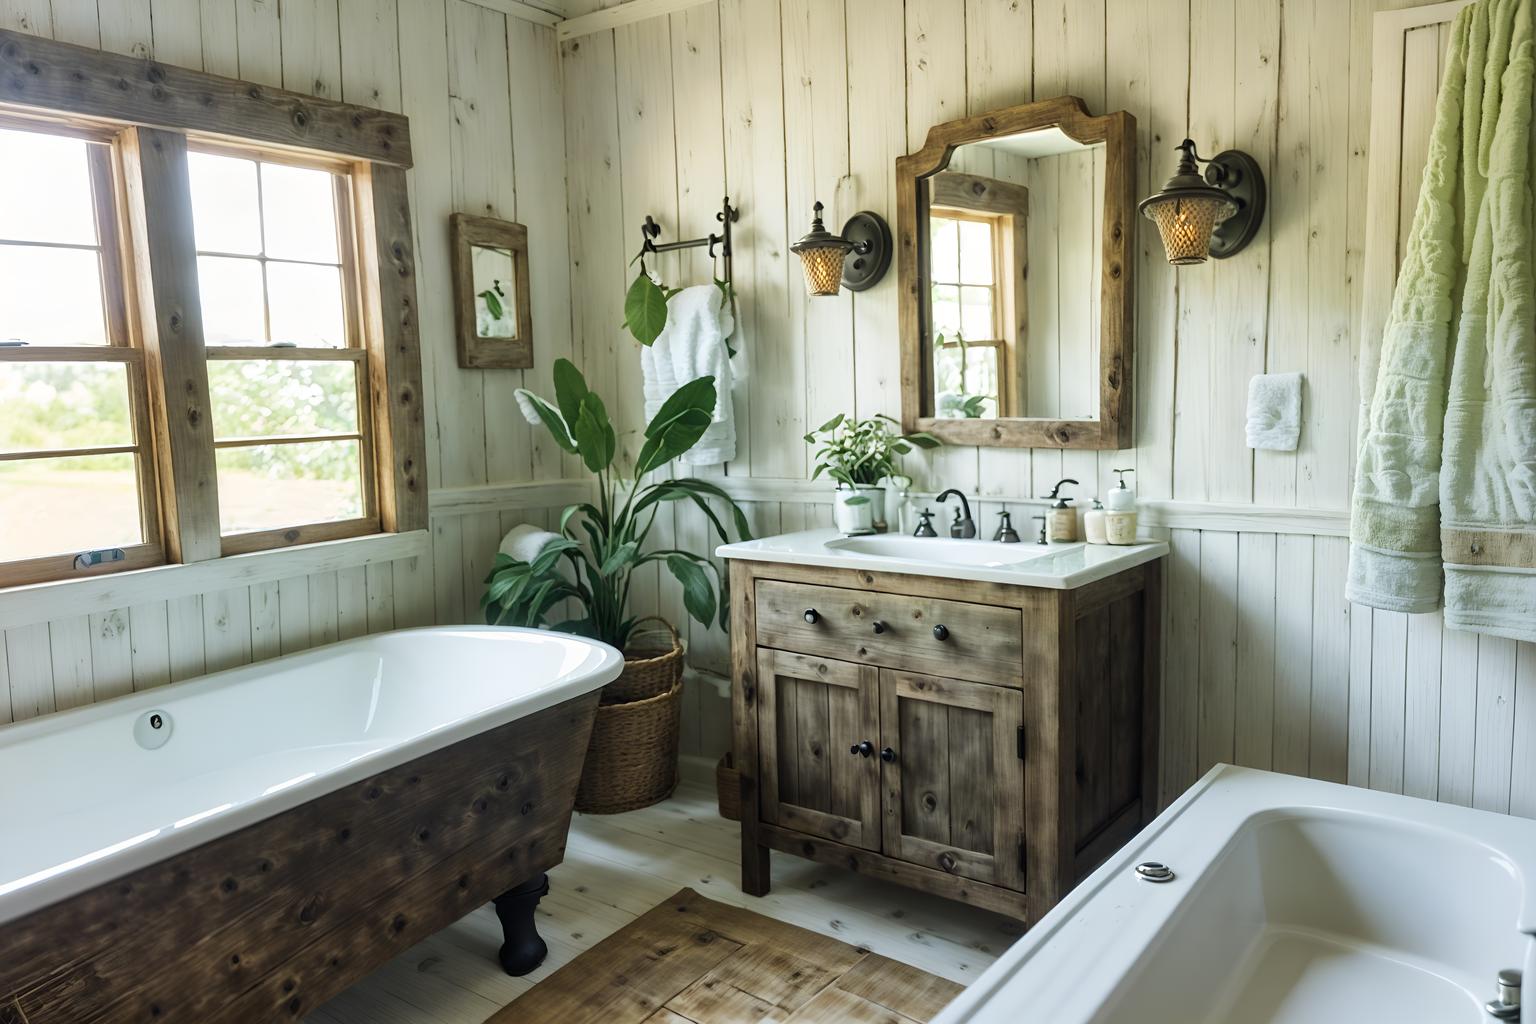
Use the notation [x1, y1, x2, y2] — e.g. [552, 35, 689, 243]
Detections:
[0, 529, 430, 631]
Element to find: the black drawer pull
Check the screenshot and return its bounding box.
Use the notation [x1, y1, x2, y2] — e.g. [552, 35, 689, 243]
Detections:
[932, 624, 949, 641]
[850, 740, 874, 758]
[880, 747, 897, 763]
[803, 608, 819, 624]
[871, 620, 887, 635]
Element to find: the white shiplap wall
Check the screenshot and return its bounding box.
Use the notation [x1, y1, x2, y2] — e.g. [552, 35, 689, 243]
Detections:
[558, 0, 1536, 818]
[0, 0, 573, 725]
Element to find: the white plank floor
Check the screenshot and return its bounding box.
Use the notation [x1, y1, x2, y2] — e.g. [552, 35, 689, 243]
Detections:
[309, 772, 1018, 1023]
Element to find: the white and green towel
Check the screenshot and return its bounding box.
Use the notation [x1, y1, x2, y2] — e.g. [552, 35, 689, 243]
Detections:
[1350, 0, 1536, 642]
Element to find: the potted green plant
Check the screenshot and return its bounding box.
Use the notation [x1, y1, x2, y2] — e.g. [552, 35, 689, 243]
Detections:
[486, 359, 752, 814]
[804, 413, 939, 535]
[486, 358, 750, 650]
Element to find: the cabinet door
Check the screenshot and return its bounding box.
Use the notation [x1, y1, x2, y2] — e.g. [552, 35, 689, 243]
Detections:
[879, 670, 1025, 890]
[758, 648, 882, 850]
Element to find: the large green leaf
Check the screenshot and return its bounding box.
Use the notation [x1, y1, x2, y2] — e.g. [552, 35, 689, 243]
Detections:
[632, 477, 752, 542]
[571, 392, 617, 473]
[666, 553, 716, 627]
[624, 272, 670, 346]
[514, 388, 576, 453]
[634, 407, 712, 477]
[552, 358, 590, 430]
[599, 540, 640, 576]
[644, 376, 717, 438]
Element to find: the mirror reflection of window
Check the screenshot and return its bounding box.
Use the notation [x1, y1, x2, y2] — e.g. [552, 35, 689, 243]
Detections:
[471, 245, 518, 340]
[930, 212, 1006, 419]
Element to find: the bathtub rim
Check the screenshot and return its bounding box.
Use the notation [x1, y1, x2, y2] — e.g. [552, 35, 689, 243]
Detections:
[0, 625, 622, 927]
[933, 764, 1536, 1024]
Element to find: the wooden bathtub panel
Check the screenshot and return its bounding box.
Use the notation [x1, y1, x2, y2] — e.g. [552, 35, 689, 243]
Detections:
[0, 691, 599, 1023]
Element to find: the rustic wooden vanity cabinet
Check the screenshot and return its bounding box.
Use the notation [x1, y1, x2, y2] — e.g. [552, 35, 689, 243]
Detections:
[728, 555, 1161, 923]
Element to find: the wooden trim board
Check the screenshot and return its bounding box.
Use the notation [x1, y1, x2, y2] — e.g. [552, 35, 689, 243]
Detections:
[486, 887, 964, 1023]
[557, 0, 716, 41]
[0, 29, 412, 166]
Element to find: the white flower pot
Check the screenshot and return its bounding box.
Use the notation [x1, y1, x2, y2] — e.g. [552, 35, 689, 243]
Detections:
[833, 486, 883, 535]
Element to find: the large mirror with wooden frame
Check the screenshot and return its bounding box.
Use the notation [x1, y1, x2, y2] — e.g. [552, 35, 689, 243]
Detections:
[897, 96, 1135, 449]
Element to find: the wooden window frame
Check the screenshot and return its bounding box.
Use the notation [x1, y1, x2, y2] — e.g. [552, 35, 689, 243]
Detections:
[188, 143, 382, 556]
[0, 118, 166, 588]
[0, 28, 425, 587]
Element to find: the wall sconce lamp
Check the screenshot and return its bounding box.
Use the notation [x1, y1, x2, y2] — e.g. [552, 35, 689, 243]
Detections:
[1139, 139, 1266, 265]
[789, 201, 892, 296]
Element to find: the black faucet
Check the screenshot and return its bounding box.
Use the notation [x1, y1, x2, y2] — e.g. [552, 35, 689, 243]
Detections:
[935, 489, 975, 538]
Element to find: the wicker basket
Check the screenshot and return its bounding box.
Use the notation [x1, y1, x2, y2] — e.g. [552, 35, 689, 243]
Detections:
[575, 677, 683, 814]
[602, 617, 684, 704]
[715, 752, 741, 821]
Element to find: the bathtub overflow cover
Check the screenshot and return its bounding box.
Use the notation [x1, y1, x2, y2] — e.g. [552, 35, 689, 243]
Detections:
[1134, 861, 1175, 883]
[134, 709, 173, 750]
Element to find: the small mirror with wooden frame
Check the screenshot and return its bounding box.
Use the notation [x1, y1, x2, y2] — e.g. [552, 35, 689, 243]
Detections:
[898, 96, 1135, 449]
[451, 213, 533, 369]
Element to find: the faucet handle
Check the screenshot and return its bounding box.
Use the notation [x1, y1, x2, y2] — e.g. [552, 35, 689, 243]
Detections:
[1031, 515, 1047, 545]
[913, 509, 937, 538]
[994, 510, 1021, 544]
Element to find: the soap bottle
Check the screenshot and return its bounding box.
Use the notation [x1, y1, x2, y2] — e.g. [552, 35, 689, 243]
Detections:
[1045, 478, 1079, 543]
[1104, 468, 1138, 545]
[1083, 498, 1108, 544]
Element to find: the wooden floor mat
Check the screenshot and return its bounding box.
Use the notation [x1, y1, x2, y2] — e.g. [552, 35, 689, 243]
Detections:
[485, 887, 965, 1023]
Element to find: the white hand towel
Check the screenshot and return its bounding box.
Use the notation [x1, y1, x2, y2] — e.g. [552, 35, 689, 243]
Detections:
[499, 523, 562, 564]
[640, 283, 736, 466]
[1246, 372, 1303, 451]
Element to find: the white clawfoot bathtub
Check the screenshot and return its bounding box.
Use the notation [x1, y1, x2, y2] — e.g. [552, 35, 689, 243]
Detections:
[936, 765, 1535, 1024]
[0, 626, 621, 927]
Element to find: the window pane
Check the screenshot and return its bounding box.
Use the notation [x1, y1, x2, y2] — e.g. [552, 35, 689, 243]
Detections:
[932, 345, 999, 420]
[960, 286, 994, 341]
[208, 359, 358, 439]
[0, 362, 134, 454]
[260, 163, 339, 263]
[188, 152, 262, 255]
[267, 262, 345, 347]
[0, 453, 143, 560]
[931, 284, 960, 340]
[958, 219, 994, 285]
[930, 216, 960, 281]
[216, 440, 363, 534]
[0, 129, 98, 246]
[0, 244, 109, 345]
[198, 255, 267, 344]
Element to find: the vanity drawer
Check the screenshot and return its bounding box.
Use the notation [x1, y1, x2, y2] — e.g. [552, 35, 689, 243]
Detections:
[754, 579, 1023, 686]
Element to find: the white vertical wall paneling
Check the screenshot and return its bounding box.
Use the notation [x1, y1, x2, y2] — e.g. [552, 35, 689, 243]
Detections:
[1437, 624, 1480, 805]
[48, 616, 94, 712]
[89, 609, 136, 701]
[720, 0, 790, 477]
[1402, 609, 1444, 799]
[1367, 609, 1408, 793]
[1233, 532, 1277, 770]
[6, 623, 53, 721]
[1270, 533, 1313, 776]
[845, 0, 906, 427]
[1472, 636, 1518, 813]
[1308, 534, 1350, 782]
[129, 602, 171, 691]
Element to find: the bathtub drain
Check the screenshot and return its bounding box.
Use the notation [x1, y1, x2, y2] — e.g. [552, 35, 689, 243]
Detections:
[134, 709, 174, 750]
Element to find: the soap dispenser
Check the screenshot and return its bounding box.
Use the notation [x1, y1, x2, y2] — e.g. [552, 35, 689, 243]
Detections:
[1084, 498, 1108, 545]
[993, 510, 1021, 543]
[1044, 478, 1079, 543]
[1104, 468, 1138, 545]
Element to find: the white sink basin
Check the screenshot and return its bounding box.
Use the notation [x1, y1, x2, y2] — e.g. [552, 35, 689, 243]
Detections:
[825, 534, 1055, 566]
[717, 528, 1168, 590]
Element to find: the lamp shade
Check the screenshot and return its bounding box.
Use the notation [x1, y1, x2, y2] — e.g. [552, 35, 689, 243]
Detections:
[1142, 192, 1237, 265]
[790, 201, 857, 296]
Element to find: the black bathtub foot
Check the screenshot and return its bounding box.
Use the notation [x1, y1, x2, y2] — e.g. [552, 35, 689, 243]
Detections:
[493, 873, 549, 976]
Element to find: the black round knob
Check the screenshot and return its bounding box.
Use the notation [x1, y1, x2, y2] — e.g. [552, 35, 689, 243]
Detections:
[872, 620, 887, 635]
[932, 624, 949, 641]
[880, 747, 897, 763]
[850, 740, 874, 758]
[803, 608, 820, 624]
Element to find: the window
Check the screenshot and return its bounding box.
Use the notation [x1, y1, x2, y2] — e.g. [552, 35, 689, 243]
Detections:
[187, 148, 377, 552]
[0, 121, 162, 586]
[0, 34, 424, 589]
[930, 212, 1007, 419]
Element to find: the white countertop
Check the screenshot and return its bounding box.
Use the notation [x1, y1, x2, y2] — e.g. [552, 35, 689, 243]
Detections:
[716, 529, 1167, 589]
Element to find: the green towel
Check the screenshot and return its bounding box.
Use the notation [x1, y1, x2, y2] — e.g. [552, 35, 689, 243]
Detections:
[1350, 0, 1536, 641]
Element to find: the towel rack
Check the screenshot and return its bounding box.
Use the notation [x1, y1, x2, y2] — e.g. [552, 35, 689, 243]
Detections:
[639, 196, 739, 290]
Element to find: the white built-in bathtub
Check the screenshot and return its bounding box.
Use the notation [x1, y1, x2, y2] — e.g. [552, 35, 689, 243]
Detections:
[937, 765, 1535, 1024]
[0, 626, 622, 928]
